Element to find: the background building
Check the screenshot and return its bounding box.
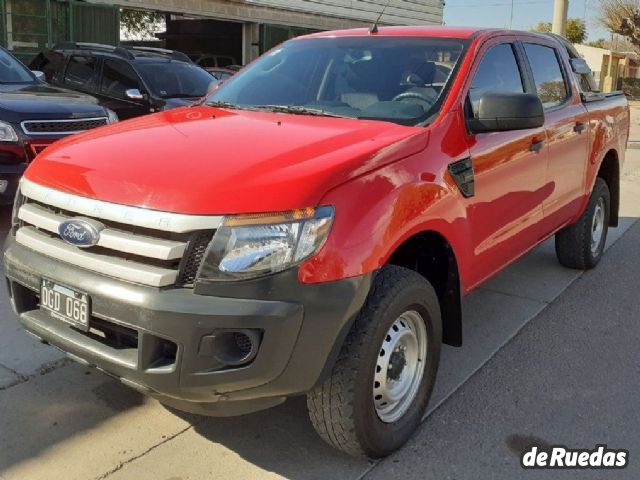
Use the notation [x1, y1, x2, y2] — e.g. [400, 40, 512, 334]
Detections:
[1, 0, 445, 64]
[574, 43, 640, 93]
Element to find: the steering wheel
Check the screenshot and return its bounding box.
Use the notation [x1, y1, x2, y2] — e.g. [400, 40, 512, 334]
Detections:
[391, 91, 435, 109]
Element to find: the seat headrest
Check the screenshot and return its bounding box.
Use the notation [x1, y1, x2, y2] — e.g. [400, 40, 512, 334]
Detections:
[407, 62, 437, 86]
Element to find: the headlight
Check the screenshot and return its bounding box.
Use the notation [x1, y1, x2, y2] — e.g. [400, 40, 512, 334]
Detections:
[197, 206, 334, 281]
[0, 121, 18, 142]
[11, 181, 24, 235]
[106, 108, 119, 124]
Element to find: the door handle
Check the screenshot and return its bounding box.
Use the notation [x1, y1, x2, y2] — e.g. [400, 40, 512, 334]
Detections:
[574, 122, 587, 134]
[530, 139, 545, 153]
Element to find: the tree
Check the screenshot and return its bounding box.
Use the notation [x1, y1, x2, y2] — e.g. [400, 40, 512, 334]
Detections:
[587, 38, 607, 48]
[532, 17, 587, 44]
[533, 21, 553, 33]
[120, 9, 165, 41]
[566, 18, 588, 43]
[600, 0, 640, 49]
[538, 80, 567, 104]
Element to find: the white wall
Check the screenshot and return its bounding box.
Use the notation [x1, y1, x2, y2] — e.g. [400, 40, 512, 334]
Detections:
[574, 44, 606, 75]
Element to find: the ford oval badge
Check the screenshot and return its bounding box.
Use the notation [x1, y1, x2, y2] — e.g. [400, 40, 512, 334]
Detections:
[58, 218, 102, 248]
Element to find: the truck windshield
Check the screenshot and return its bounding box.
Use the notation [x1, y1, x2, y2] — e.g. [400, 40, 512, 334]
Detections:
[205, 36, 467, 125]
[137, 62, 216, 99]
[0, 49, 36, 84]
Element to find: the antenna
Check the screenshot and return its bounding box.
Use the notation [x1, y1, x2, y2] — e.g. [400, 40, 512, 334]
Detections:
[370, 0, 393, 34]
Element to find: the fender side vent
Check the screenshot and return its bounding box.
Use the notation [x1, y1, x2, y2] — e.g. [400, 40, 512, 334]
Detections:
[448, 158, 475, 198]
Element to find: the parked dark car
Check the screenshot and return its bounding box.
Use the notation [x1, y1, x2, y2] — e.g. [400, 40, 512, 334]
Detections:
[0, 46, 115, 204]
[188, 53, 237, 69]
[205, 67, 237, 82]
[30, 43, 217, 120]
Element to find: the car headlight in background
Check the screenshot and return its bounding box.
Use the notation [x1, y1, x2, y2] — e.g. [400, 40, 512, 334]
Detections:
[0, 121, 18, 142]
[197, 206, 334, 281]
[106, 109, 119, 124]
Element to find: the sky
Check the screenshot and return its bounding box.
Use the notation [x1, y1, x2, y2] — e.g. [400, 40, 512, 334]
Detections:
[443, 0, 610, 41]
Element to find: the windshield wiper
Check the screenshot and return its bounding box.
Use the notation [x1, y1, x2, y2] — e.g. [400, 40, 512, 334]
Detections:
[253, 105, 351, 118]
[203, 100, 244, 110]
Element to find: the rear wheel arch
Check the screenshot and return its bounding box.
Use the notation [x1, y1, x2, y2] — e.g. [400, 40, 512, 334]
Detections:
[596, 149, 620, 227]
[555, 177, 610, 269]
[386, 230, 462, 347]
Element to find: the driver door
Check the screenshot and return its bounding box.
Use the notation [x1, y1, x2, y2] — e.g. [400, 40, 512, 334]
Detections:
[464, 40, 550, 286]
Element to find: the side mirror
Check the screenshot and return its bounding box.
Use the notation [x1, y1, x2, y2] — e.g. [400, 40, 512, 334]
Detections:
[31, 70, 46, 82]
[468, 93, 544, 133]
[206, 81, 220, 96]
[125, 88, 145, 101]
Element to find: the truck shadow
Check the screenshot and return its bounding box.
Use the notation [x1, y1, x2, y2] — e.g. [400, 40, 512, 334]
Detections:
[0, 365, 146, 474]
[168, 397, 373, 477]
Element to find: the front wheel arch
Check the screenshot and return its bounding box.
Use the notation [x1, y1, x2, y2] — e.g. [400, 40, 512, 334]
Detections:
[386, 230, 462, 347]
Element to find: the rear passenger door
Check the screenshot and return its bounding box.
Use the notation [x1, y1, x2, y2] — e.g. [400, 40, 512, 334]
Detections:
[97, 59, 149, 120]
[464, 40, 549, 285]
[63, 55, 99, 94]
[521, 40, 590, 233]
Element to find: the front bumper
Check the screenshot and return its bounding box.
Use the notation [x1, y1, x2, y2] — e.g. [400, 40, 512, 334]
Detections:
[4, 235, 372, 415]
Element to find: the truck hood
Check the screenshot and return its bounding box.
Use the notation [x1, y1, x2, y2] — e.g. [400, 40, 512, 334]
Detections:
[25, 106, 427, 215]
[0, 83, 105, 122]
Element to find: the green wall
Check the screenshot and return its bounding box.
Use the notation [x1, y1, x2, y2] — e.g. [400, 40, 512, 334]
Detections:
[0, 0, 119, 64]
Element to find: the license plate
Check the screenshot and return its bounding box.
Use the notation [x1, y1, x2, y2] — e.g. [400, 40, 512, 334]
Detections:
[40, 279, 90, 331]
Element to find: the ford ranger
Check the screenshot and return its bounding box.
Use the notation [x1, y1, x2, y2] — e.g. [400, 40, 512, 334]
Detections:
[3, 27, 629, 458]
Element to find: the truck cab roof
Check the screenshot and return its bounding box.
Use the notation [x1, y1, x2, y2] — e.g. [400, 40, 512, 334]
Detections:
[302, 26, 562, 43]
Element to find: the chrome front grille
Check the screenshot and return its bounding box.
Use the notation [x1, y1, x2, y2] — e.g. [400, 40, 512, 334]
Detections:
[15, 179, 221, 288]
[21, 117, 108, 135]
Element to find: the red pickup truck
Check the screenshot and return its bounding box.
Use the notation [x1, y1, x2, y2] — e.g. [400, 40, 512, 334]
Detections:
[4, 27, 629, 457]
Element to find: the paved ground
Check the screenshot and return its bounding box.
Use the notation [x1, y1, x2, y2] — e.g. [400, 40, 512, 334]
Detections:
[369, 221, 640, 480]
[1, 111, 640, 479]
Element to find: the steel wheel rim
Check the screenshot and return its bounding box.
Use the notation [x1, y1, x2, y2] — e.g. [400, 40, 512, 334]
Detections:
[591, 197, 606, 254]
[373, 310, 428, 423]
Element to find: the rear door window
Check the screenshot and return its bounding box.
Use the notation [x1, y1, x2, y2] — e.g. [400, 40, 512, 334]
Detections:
[30, 51, 66, 83]
[523, 43, 569, 109]
[101, 59, 143, 100]
[64, 55, 98, 90]
[469, 43, 524, 117]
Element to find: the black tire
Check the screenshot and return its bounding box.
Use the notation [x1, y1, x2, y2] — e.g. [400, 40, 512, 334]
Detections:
[555, 177, 610, 270]
[306, 265, 442, 458]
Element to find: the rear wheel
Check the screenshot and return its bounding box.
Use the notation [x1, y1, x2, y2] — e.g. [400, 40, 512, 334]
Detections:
[555, 177, 610, 270]
[306, 266, 441, 458]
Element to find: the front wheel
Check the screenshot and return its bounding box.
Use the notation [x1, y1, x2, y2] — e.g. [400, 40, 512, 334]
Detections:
[555, 177, 610, 270]
[306, 266, 441, 458]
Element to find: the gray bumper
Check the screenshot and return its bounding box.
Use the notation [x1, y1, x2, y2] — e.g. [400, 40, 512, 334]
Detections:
[3, 235, 372, 415]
